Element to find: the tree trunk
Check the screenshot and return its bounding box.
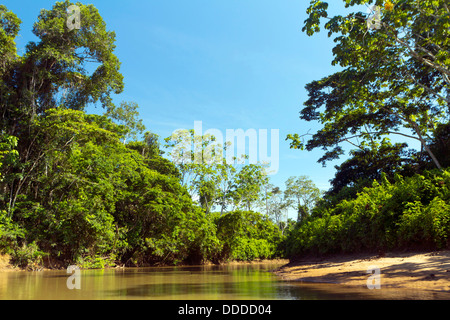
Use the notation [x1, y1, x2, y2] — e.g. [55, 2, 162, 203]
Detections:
[411, 122, 442, 170]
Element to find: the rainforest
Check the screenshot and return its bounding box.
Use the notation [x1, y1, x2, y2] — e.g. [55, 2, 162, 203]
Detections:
[0, 0, 449, 274]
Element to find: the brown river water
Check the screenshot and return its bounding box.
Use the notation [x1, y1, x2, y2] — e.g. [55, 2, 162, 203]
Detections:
[0, 262, 446, 300]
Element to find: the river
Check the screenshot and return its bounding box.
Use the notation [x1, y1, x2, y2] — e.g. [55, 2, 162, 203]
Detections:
[0, 262, 446, 300]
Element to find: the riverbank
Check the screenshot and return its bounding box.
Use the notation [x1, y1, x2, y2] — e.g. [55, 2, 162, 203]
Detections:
[274, 251, 450, 293]
[0, 254, 289, 272]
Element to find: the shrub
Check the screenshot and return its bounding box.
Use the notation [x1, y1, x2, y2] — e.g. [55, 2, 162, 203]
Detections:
[10, 242, 46, 270]
[398, 198, 450, 249]
[213, 210, 283, 262]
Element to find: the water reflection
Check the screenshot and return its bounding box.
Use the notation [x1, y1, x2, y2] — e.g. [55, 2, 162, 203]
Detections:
[106, 264, 287, 300]
[1, 263, 449, 300]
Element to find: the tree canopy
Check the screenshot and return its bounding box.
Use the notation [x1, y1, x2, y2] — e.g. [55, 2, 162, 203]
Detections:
[287, 0, 449, 170]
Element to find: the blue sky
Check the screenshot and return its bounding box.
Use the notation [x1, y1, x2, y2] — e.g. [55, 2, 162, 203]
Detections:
[5, 0, 367, 197]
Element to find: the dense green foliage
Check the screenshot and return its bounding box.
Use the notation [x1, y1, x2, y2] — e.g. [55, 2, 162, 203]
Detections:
[211, 211, 283, 262]
[0, 106, 283, 268]
[287, 0, 449, 169]
[285, 170, 450, 257]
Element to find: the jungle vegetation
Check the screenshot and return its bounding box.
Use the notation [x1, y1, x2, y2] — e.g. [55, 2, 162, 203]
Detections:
[0, 0, 449, 269]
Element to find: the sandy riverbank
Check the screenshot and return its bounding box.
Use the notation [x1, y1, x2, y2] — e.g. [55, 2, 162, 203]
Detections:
[274, 251, 450, 294]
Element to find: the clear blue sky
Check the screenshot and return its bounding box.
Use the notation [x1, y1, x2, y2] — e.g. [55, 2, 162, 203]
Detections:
[4, 0, 367, 196]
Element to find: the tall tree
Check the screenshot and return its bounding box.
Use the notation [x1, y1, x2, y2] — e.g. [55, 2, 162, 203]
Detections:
[1, 0, 124, 137]
[232, 164, 269, 212]
[328, 139, 417, 196]
[105, 101, 145, 144]
[215, 159, 238, 215]
[164, 130, 224, 201]
[285, 176, 321, 222]
[0, 1, 125, 214]
[0, 5, 21, 84]
[287, 0, 450, 170]
[265, 186, 291, 234]
[164, 129, 270, 214]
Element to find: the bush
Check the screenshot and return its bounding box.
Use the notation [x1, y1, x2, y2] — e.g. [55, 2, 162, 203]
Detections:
[398, 198, 450, 249]
[285, 170, 450, 258]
